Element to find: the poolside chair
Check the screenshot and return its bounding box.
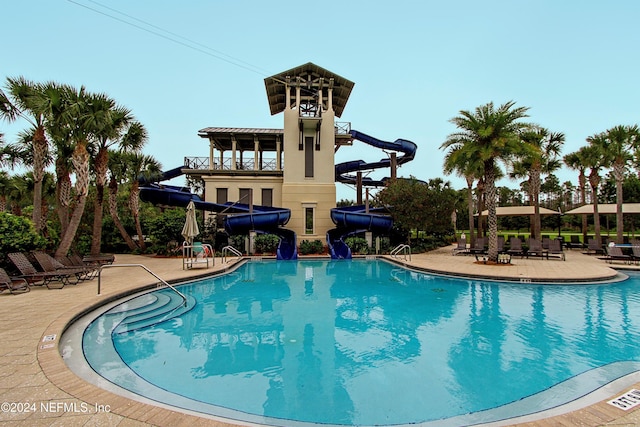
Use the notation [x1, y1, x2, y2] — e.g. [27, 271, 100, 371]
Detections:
[547, 239, 565, 261]
[33, 251, 87, 284]
[0, 268, 30, 294]
[497, 236, 505, 253]
[7, 252, 67, 289]
[81, 253, 115, 266]
[585, 238, 604, 255]
[469, 237, 487, 255]
[506, 237, 525, 258]
[605, 245, 632, 264]
[542, 237, 551, 250]
[631, 245, 640, 265]
[527, 238, 548, 259]
[567, 235, 583, 250]
[58, 254, 99, 279]
[452, 238, 469, 255]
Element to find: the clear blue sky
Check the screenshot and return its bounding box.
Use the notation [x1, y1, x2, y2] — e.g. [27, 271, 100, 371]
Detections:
[4, 0, 640, 201]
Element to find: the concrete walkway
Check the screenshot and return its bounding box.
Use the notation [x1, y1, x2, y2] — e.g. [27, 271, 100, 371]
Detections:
[0, 249, 639, 426]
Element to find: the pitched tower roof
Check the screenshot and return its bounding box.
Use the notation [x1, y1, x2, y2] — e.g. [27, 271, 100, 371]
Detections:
[264, 62, 355, 118]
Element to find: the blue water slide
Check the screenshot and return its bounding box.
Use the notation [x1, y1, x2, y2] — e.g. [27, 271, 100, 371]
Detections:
[139, 176, 298, 260]
[329, 130, 415, 258]
[335, 130, 417, 186]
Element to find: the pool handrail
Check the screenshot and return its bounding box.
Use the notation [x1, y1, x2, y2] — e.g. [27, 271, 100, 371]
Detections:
[391, 244, 411, 261]
[222, 245, 243, 263]
[97, 264, 188, 307]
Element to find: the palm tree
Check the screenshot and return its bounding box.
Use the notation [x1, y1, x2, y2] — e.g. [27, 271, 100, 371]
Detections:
[512, 126, 564, 240]
[127, 152, 162, 251]
[564, 149, 589, 243]
[107, 150, 140, 251]
[441, 101, 530, 262]
[55, 87, 113, 258]
[580, 142, 606, 246]
[89, 96, 136, 256]
[4, 77, 51, 231]
[601, 125, 640, 243]
[443, 146, 483, 246]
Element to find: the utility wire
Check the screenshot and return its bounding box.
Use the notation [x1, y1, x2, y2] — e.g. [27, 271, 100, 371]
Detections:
[66, 0, 271, 77]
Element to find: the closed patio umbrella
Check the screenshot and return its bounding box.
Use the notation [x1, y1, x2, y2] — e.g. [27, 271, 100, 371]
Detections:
[181, 200, 200, 244]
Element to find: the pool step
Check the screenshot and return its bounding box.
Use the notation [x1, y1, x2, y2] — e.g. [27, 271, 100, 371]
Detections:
[113, 291, 196, 334]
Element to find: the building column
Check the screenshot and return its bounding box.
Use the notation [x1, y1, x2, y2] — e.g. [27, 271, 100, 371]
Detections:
[231, 136, 237, 170]
[254, 137, 260, 171]
[209, 139, 215, 170]
[276, 137, 282, 171]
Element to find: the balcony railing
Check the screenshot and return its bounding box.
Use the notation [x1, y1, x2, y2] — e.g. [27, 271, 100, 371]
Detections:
[184, 157, 279, 171]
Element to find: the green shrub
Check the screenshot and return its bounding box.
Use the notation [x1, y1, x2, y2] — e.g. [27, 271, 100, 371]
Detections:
[344, 236, 370, 254]
[254, 234, 280, 254]
[299, 239, 324, 255]
[0, 212, 46, 258]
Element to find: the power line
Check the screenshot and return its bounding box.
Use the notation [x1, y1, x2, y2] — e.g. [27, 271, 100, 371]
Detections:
[66, 0, 271, 77]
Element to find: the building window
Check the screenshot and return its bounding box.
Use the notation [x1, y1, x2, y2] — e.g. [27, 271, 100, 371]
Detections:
[305, 136, 314, 177]
[239, 188, 252, 205]
[305, 207, 314, 234]
[261, 188, 273, 207]
[216, 188, 228, 204]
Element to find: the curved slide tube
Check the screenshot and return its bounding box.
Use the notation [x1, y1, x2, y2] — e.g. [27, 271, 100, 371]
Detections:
[139, 182, 298, 260]
[327, 206, 393, 259]
[330, 130, 415, 259]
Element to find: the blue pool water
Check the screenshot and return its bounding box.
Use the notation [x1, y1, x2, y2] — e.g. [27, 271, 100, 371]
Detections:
[82, 260, 640, 426]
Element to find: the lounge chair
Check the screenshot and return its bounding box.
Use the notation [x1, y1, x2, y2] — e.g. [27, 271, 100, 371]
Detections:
[0, 268, 30, 294]
[567, 235, 584, 250]
[548, 239, 565, 261]
[585, 238, 604, 255]
[632, 245, 640, 265]
[58, 254, 99, 279]
[527, 238, 549, 259]
[33, 251, 87, 284]
[507, 237, 525, 258]
[82, 253, 115, 266]
[469, 237, 487, 255]
[7, 252, 67, 289]
[452, 238, 469, 255]
[497, 236, 505, 253]
[605, 245, 632, 264]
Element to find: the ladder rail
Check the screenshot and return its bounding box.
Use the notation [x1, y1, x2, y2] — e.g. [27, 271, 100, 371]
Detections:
[390, 244, 412, 261]
[222, 245, 243, 263]
[98, 264, 188, 307]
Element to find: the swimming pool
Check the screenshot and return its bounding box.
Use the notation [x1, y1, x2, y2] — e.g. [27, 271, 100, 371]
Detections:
[67, 259, 640, 426]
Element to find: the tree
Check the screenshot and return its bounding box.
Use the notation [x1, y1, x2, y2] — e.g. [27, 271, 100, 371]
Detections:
[601, 125, 640, 243]
[55, 87, 113, 258]
[564, 149, 589, 242]
[443, 144, 483, 246]
[512, 126, 564, 239]
[581, 142, 606, 246]
[4, 77, 52, 231]
[441, 101, 530, 262]
[89, 99, 137, 256]
[106, 150, 139, 251]
[126, 152, 161, 251]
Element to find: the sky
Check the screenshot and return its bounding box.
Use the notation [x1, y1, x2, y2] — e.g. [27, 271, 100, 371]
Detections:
[3, 0, 640, 202]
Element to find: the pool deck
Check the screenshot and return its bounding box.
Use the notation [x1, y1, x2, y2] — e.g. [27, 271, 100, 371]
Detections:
[2, 248, 640, 426]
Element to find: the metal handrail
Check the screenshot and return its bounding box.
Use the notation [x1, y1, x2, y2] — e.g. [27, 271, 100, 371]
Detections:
[390, 244, 411, 261]
[97, 264, 188, 307]
[222, 245, 243, 263]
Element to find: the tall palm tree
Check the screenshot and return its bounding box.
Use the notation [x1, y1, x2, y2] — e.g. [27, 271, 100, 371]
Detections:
[443, 146, 483, 246]
[5, 77, 51, 231]
[127, 152, 162, 251]
[55, 87, 112, 258]
[512, 126, 565, 240]
[601, 125, 640, 243]
[580, 142, 606, 246]
[89, 97, 136, 256]
[564, 150, 589, 243]
[107, 150, 140, 251]
[441, 101, 530, 262]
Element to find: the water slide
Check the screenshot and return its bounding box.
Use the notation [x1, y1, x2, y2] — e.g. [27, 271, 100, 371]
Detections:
[328, 130, 417, 259]
[139, 173, 298, 260]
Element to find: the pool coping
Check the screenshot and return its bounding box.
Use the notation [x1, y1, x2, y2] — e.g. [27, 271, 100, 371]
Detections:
[34, 252, 640, 427]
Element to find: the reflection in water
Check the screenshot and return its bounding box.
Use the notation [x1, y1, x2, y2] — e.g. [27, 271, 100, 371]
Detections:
[87, 263, 640, 425]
